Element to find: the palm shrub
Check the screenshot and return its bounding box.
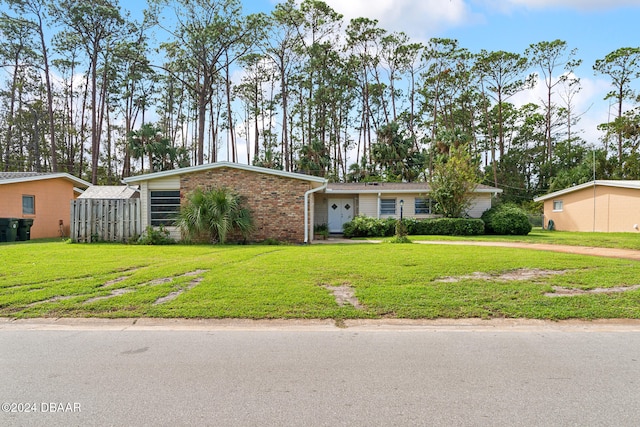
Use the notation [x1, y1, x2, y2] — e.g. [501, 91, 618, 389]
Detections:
[176, 187, 254, 243]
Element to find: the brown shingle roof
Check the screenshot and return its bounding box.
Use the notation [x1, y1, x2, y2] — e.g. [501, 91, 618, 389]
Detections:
[0, 172, 51, 180]
[0, 172, 91, 188]
[326, 182, 501, 194]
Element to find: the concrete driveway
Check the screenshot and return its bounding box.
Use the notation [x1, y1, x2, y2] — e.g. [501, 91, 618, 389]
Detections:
[316, 237, 640, 261]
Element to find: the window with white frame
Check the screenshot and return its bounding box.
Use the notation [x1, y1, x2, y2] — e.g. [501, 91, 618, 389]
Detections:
[415, 198, 432, 214]
[553, 200, 563, 212]
[22, 195, 35, 215]
[380, 198, 396, 215]
[150, 190, 181, 226]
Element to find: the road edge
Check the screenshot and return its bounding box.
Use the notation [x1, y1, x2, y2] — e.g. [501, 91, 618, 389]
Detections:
[2, 317, 640, 332]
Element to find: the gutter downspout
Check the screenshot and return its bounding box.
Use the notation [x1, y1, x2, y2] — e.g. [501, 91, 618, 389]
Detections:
[593, 181, 596, 232]
[304, 181, 328, 244]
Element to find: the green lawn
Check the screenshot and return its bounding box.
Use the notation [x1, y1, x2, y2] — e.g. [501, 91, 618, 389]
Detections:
[1, 236, 639, 320]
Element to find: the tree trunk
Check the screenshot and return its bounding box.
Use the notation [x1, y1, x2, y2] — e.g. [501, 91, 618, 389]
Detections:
[197, 81, 207, 165]
[225, 60, 236, 162]
[36, 16, 57, 172]
[253, 80, 259, 163]
[280, 66, 289, 171]
[3, 49, 21, 171]
[90, 55, 99, 184]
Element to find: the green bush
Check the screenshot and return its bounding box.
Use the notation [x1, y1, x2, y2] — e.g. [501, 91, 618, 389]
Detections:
[342, 216, 397, 238]
[342, 216, 484, 237]
[135, 226, 175, 245]
[450, 218, 485, 236]
[481, 204, 532, 235]
[422, 218, 484, 236]
[259, 238, 286, 245]
[395, 219, 408, 238]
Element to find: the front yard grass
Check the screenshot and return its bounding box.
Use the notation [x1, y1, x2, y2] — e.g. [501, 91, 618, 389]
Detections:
[1, 238, 639, 320]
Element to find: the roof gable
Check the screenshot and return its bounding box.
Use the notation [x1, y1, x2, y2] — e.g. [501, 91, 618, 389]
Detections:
[122, 162, 327, 185]
[0, 172, 91, 188]
[534, 180, 640, 202]
[78, 185, 139, 199]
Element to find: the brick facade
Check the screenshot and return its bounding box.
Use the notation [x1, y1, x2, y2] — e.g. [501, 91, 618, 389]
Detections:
[180, 167, 313, 243]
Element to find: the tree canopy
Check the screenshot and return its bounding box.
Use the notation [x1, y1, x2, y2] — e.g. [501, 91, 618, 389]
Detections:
[0, 0, 639, 205]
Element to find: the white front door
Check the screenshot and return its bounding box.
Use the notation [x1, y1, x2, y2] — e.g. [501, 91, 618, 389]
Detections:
[327, 198, 354, 233]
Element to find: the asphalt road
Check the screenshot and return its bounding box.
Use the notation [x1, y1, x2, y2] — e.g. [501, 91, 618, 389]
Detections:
[1, 319, 639, 426]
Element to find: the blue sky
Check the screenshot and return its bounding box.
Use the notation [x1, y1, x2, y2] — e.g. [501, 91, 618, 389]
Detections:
[241, 0, 640, 146]
[242, 0, 639, 70]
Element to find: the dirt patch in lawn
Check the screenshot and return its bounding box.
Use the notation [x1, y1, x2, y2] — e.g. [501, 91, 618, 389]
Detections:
[102, 276, 129, 287]
[27, 295, 77, 307]
[148, 277, 174, 286]
[101, 268, 144, 287]
[151, 270, 209, 305]
[153, 277, 205, 305]
[321, 283, 363, 309]
[84, 288, 133, 304]
[545, 284, 640, 297]
[147, 269, 209, 287]
[436, 268, 568, 283]
[90, 270, 210, 305]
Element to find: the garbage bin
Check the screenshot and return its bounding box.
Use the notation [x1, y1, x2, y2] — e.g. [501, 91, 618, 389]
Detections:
[17, 218, 34, 241]
[0, 218, 19, 242]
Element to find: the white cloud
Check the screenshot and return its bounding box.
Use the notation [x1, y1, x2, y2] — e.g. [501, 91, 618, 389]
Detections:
[322, 0, 479, 41]
[320, 0, 640, 40]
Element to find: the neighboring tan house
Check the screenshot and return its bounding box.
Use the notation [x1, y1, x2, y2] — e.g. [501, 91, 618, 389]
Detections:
[122, 162, 502, 243]
[316, 182, 502, 233]
[534, 180, 640, 232]
[0, 172, 91, 238]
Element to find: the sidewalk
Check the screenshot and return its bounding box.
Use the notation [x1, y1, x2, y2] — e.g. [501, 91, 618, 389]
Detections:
[2, 316, 640, 331]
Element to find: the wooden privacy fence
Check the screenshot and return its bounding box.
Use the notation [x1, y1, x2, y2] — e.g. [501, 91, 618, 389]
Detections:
[70, 199, 141, 243]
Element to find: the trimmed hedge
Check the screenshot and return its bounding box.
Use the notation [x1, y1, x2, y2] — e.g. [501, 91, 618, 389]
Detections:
[406, 217, 484, 236]
[481, 204, 532, 235]
[342, 215, 484, 238]
[342, 216, 397, 238]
